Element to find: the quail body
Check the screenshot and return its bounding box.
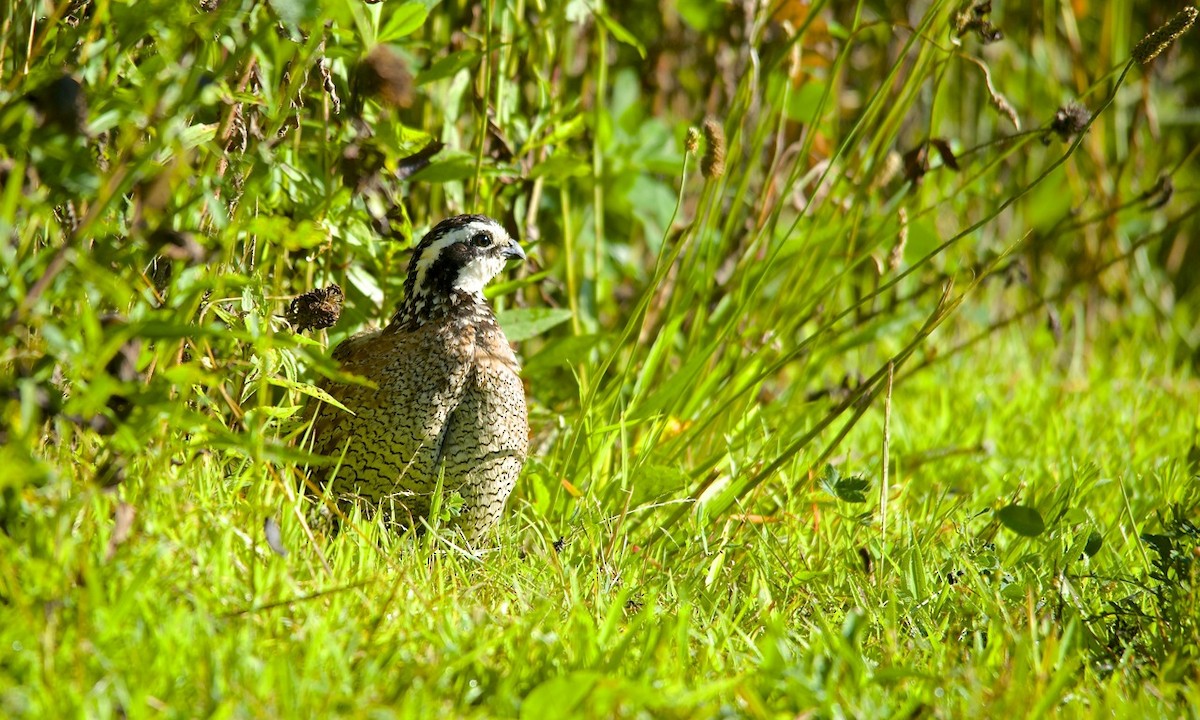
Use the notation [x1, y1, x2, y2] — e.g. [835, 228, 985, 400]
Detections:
[309, 215, 528, 542]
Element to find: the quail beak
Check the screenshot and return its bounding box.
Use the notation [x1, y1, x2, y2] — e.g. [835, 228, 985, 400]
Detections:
[501, 240, 527, 262]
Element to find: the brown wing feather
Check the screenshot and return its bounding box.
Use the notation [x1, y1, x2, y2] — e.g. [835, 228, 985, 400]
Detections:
[308, 323, 475, 517]
[435, 333, 528, 541]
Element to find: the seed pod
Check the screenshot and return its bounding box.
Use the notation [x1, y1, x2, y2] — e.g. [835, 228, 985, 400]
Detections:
[701, 117, 725, 179]
[1132, 7, 1197, 64]
[287, 284, 345, 332]
[355, 45, 414, 109]
[1047, 101, 1090, 143]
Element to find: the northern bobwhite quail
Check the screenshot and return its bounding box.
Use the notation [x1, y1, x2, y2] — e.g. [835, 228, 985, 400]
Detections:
[308, 214, 529, 542]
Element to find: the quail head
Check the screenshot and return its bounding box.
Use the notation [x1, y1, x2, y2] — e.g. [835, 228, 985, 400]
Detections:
[308, 214, 529, 543]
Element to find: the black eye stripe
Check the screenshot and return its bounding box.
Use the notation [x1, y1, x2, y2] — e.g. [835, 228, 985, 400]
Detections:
[470, 232, 492, 247]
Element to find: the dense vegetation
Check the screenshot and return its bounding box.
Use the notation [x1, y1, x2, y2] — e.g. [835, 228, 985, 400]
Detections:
[2, 0, 1199, 716]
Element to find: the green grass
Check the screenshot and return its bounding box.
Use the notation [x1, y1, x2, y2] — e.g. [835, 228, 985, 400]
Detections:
[2, 0, 1200, 717]
[3, 330, 1197, 717]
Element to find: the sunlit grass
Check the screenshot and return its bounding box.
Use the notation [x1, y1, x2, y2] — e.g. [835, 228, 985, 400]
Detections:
[2, 312, 1197, 716]
[2, 0, 1199, 716]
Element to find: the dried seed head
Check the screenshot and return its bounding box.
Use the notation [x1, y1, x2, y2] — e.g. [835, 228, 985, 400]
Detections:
[872, 151, 902, 189]
[355, 45, 414, 109]
[287, 284, 345, 332]
[1132, 7, 1197, 64]
[888, 208, 908, 271]
[1047, 101, 1090, 143]
[955, 1, 1003, 44]
[685, 127, 700, 154]
[701, 117, 725, 179]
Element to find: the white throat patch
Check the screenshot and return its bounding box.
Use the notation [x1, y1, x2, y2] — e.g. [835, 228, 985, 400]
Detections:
[453, 255, 508, 295]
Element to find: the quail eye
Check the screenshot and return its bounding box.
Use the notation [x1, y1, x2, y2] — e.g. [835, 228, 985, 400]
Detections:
[470, 232, 492, 248]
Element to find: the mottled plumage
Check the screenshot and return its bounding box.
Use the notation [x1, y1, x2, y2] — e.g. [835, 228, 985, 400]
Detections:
[308, 215, 528, 542]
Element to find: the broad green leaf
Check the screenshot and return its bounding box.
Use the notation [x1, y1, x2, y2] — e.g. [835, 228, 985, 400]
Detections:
[630, 463, 690, 505]
[418, 51, 481, 85]
[345, 264, 384, 306]
[269, 0, 319, 27]
[378, 3, 429, 42]
[523, 333, 604, 376]
[178, 122, 217, 149]
[536, 114, 587, 149]
[520, 672, 600, 719]
[594, 8, 645, 58]
[530, 153, 591, 179]
[818, 464, 870, 503]
[497, 307, 574, 342]
[411, 155, 480, 183]
[997, 504, 1046, 537]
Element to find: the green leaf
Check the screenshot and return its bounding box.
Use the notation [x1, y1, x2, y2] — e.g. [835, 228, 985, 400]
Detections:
[418, 51, 481, 85]
[630, 463, 691, 505]
[178, 122, 217, 149]
[128, 320, 245, 341]
[410, 155, 479, 183]
[523, 333, 604, 376]
[677, 0, 724, 30]
[497, 307, 574, 342]
[594, 8, 645, 58]
[997, 504, 1046, 537]
[536, 114, 587, 150]
[268, 376, 355, 414]
[521, 672, 600, 719]
[530, 153, 591, 180]
[245, 405, 302, 420]
[269, 0, 319, 27]
[819, 464, 870, 503]
[378, 3, 429, 42]
[1083, 532, 1103, 557]
[345, 264, 384, 306]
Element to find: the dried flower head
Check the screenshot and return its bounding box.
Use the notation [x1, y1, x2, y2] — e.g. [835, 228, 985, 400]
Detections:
[871, 151, 903, 189]
[288, 284, 345, 332]
[1132, 7, 1197, 64]
[889, 208, 908, 271]
[955, 1, 1003, 44]
[701, 117, 725, 179]
[1047, 101, 1090, 143]
[355, 45, 414, 109]
[685, 127, 700, 154]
